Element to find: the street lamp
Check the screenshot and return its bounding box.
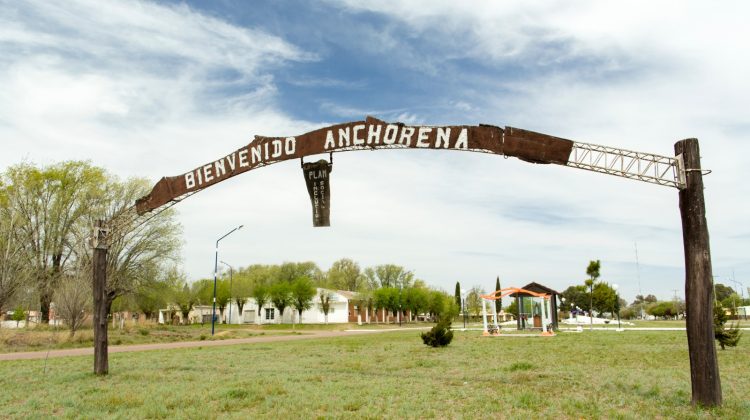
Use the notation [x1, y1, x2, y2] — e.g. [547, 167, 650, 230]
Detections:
[220, 260, 234, 325]
[212, 224, 243, 335]
[560, 296, 566, 320]
[612, 284, 622, 330]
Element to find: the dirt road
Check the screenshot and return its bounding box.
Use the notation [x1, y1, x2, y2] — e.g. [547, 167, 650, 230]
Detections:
[0, 329, 399, 361]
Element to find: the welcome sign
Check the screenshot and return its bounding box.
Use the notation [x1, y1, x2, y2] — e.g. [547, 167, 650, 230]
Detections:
[135, 116, 574, 214]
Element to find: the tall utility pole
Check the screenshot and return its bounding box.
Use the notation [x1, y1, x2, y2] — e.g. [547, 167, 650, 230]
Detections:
[212, 225, 243, 336]
[675, 138, 721, 407]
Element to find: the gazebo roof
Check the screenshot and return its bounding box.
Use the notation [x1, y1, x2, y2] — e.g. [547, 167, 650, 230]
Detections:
[513, 282, 560, 296]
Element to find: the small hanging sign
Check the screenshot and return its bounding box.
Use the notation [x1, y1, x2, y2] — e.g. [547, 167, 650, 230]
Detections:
[301, 158, 332, 227]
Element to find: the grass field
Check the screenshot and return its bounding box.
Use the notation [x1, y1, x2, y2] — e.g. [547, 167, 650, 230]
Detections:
[0, 329, 747, 418]
[0, 323, 300, 353]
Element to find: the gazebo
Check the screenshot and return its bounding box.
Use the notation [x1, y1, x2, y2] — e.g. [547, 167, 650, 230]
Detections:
[512, 282, 561, 331]
[480, 287, 555, 336]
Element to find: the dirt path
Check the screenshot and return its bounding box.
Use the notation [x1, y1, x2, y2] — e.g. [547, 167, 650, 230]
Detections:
[0, 329, 392, 361]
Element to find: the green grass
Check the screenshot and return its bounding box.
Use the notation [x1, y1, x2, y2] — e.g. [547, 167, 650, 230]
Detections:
[0, 330, 747, 418]
[0, 323, 294, 353]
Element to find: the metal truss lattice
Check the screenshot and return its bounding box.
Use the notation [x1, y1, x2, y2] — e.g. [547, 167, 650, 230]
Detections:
[567, 142, 685, 189]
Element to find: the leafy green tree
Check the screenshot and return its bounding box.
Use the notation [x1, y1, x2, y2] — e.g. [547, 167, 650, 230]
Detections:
[278, 262, 323, 284]
[216, 279, 231, 323]
[232, 275, 252, 319]
[465, 286, 484, 319]
[173, 281, 195, 325]
[1, 161, 106, 322]
[326, 258, 364, 291]
[585, 260, 601, 316]
[713, 283, 735, 302]
[403, 287, 429, 322]
[560, 285, 589, 311]
[374, 287, 399, 323]
[252, 284, 270, 321]
[134, 273, 170, 322]
[506, 300, 519, 317]
[721, 293, 742, 316]
[290, 277, 316, 326]
[270, 282, 291, 323]
[591, 283, 618, 315]
[647, 301, 679, 319]
[366, 264, 414, 288]
[12, 306, 25, 327]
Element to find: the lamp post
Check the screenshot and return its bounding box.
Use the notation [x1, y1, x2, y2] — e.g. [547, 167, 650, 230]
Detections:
[612, 284, 622, 331]
[212, 225, 243, 336]
[561, 296, 566, 320]
[220, 260, 234, 325]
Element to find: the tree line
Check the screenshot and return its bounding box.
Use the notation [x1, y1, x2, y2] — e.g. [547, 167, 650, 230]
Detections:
[123, 259, 459, 325]
[0, 161, 181, 336]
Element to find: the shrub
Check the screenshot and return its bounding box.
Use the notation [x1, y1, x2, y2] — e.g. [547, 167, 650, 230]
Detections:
[421, 319, 454, 347]
[139, 328, 150, 336]
[714, 304, 742, 350]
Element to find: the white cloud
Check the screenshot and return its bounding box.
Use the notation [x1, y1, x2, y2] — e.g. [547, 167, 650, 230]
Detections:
[3, 1, 747, 302]
[323, 0, 749, 299]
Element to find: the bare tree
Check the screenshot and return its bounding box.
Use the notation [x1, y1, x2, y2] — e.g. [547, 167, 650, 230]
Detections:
[319, 291, 332, 324]
[0, 210, 26, 315]
[54, 269, 91, 337]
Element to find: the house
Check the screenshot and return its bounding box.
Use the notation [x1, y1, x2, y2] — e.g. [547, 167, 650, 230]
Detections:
[159, 288, 368, 325]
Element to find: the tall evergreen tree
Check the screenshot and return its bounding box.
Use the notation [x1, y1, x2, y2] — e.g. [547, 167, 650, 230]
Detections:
[454, 282, 461, 309]
[495, 276, 502, 314]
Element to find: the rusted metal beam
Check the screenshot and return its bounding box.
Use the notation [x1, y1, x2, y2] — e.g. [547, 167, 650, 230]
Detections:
[134, 117, 575, 215]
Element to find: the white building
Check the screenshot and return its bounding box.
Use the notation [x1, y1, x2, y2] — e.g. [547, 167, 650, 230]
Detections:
[159, 288, 356, 325]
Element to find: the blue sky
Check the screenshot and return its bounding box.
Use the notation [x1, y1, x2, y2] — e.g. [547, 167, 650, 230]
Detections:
[2, 0, 748, 301]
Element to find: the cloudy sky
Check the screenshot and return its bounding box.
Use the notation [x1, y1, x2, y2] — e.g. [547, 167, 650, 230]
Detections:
[2, 0, 747, 301]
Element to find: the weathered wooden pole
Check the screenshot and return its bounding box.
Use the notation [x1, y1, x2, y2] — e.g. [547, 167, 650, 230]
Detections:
[675, 138, 721, 406]
[92, 220, 109, 375]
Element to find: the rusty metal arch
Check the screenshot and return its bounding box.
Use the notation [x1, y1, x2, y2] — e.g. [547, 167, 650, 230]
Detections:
[91, 117, 720, 407]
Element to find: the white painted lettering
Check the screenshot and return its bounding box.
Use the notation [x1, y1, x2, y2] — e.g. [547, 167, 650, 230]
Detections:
[214, 160, 226, 178]
[250, 145, 261, 164]
[399, 126, 415, 146]
[367, 124, 382, 145]
[455, 128, 468, 149]
[264, 142, 269, 160]
[226, 153, 236, 171]
[272, 140, 282, 158]
[196, 168, 202, 185]
[324, 130, 335, 149]
[338, 127, 350, 147]
[417, 127, 432, 148]
[436, 127, 450, 148]
[285, 137, 296, 154]
[353, 124, 365, 145]
[383, 124, 398, 144]
[239, 149, 250, 167]
[203, 164, 213, 182]
[185, 172, 195, 189]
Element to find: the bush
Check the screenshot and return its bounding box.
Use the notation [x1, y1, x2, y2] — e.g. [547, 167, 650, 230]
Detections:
[139, 328, 150, 336]
[421, 319, 454, 347]
[714, 304, 742, 350]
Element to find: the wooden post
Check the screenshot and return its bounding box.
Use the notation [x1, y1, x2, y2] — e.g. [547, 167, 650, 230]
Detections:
[675, 138, 721, 406]
[92, 220, 109, 375]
